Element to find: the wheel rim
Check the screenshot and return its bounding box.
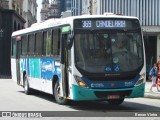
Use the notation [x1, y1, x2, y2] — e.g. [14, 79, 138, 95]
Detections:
[56, 83, 64, 100]
[24, 79, 28, 92]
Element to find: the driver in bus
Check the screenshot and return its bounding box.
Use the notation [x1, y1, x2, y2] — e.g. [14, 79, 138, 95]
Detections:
[110, 35, 131, 71]
[112, 35, 128, 54]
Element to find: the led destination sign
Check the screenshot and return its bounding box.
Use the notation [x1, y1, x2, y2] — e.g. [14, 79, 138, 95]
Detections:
[96, 20, 126, 28]
[74, 19, 140, 30]
[82, 20, 126, 28]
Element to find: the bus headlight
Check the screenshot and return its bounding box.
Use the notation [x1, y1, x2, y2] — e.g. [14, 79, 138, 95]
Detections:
[135, 74, 145, 86]
[74, 75, 88, 88]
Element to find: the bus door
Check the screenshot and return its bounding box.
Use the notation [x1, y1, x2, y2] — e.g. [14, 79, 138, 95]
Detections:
[16, 40, 21, 85]
[60, 33, 71, 97]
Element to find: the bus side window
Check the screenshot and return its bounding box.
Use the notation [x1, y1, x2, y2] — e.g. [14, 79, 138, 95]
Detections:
[11, 38, 16, 57]
[46, 30, 52, 56]
[17, 40, 22, 57]
[22, 35, 28, 55]
[52, 29, 60, 56]
[35, 32, 42, 55]
[28, 34, 35, 55]
[42, 31, 47, 55]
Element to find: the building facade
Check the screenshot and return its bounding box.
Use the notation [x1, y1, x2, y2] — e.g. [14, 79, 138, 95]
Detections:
[0, 0, 37, 28]
[41, 0, 50, 20]
[0, 9, 25, 77]
[71, 0, 82, 16]
[80, 0, 160, 76]
[0, 0, 38, 77]
[81, 0, 98, 15]
[65, 0, 71, 11]
[0, 0, 9, 9]
[41, 0, 71, 21]
[22, 0, 37, 27]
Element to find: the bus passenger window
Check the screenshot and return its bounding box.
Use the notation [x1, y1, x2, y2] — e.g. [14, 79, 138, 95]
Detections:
[17, 40, 22, 56]
[11, 38, 16, 57]
[46, 30, 52, 56]
[42, 31, 47, 55]
[28, 34, 35, 55]
[35, 32, 42, 55]
[52, 29, 60, 56]
[22, 35, 28, 55]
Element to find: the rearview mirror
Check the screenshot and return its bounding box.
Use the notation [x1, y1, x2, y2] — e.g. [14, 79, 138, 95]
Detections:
[67, 34, 74, 49]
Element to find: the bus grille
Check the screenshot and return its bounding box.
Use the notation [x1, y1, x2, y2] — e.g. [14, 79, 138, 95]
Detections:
[86, 75, 136, 81]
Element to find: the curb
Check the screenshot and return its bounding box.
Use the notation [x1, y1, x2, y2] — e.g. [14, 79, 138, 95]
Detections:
[145, 81, 160, 99]
[144, 92, 160, 99]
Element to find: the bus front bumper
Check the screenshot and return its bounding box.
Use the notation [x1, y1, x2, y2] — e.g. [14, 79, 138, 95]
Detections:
[72, 83, 145, 101]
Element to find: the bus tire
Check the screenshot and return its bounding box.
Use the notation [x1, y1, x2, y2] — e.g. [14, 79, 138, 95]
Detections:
[54, 80, 67, 105]
[107, 98, 124, 105]
[24, 75, 32, 95]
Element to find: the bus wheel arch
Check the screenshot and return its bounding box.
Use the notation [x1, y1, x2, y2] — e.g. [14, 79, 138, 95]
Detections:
[52, 75, 68, 105]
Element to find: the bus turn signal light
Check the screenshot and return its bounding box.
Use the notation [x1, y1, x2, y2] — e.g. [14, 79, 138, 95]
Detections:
[74, 75, 88, 88]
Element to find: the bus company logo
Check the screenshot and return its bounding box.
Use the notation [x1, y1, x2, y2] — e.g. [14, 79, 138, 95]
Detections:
[124, 81, 133, 87]
[2, 112, 11, 118]
[91, 83, 104, 88]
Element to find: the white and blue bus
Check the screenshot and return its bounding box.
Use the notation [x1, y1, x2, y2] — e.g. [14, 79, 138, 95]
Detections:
[11, 14, 146, 105]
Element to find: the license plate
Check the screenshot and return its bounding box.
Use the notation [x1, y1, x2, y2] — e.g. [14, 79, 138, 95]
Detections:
[107, 95, 120, 99]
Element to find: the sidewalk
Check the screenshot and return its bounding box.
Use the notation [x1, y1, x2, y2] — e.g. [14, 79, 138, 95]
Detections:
[144, 81, 160, 99]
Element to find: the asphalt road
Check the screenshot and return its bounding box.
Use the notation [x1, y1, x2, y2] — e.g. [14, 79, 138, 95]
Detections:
[0, 79, 160, 119]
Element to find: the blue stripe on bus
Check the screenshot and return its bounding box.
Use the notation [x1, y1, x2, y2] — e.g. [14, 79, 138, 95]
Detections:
[81, 75, 140, 89]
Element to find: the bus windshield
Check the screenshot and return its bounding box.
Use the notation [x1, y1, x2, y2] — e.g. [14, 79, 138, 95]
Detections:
[75, 31, 143, 73]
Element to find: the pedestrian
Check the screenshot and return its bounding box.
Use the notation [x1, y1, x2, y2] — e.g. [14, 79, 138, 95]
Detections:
[156, 57, 160, 85]
[157, 63, 160, 86]
[149, 63, 160, 92]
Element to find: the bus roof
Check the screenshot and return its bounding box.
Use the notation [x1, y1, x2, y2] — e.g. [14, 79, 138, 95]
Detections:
[12, 14, 139, 37]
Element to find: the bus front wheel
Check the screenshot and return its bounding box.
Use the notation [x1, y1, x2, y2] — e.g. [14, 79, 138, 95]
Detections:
[107, 98, 124, 105]
[54, 81, 68, 105]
